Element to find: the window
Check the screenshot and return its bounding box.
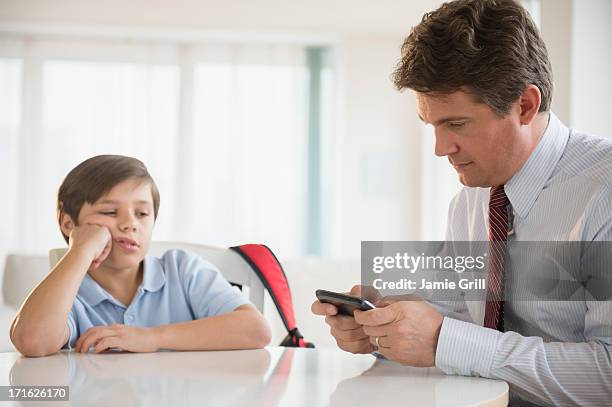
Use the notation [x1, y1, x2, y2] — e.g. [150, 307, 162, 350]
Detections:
[0, 37, 330, 260]
[0, 58, 22, 263]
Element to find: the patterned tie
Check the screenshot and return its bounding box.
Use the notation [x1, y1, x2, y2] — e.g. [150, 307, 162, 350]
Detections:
[484, 185, 510, 331]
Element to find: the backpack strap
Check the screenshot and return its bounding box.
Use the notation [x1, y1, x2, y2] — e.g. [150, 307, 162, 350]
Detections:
[230, 244, 314, 348]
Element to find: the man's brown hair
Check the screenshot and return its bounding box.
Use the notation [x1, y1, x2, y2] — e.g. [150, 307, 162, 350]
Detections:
[57, 155, 160, 243]
[393, 0, 553, 116]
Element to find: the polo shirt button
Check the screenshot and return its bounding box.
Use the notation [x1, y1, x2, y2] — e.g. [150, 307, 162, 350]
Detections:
[126, 315, 134, 321]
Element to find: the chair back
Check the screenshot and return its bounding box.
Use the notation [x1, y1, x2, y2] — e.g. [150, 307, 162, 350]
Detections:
[2, 254, 49, 308]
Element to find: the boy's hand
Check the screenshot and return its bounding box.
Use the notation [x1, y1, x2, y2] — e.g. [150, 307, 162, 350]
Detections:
[68, 224, 112, 270]
[75, 324, 158, 353]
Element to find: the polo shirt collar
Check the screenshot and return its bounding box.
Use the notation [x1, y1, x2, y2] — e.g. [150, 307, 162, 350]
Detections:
[141, 255, 166, 292]
[78, 274, 111, 307]
[77, 256, 166, 306]
[505, 112, 570, 218]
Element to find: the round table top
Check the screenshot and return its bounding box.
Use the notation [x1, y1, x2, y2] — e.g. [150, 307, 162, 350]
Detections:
[0, 347, 508, 406]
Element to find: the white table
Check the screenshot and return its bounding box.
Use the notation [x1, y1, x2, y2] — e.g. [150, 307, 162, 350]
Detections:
[0, 347, 508, 406]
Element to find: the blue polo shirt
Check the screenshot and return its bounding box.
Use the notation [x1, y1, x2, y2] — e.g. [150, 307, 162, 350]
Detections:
[63, 249, 251, 349]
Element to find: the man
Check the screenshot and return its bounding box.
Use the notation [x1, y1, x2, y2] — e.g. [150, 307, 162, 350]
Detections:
[311, 0, 612, 405]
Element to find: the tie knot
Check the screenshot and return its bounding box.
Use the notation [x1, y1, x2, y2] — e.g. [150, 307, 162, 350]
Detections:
[490, 185, 509, 208]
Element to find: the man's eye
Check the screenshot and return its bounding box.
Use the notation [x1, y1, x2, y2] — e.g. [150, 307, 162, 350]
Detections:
[448, 122, 465, 129]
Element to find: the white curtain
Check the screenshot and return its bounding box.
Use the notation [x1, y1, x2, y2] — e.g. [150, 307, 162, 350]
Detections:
[0, 37, 309, 267]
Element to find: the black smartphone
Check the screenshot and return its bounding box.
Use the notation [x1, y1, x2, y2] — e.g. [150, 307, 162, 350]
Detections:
[315, 289, 376, 316]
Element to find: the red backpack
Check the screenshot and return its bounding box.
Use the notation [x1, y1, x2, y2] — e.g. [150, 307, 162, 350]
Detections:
[230, 244, 314, 348]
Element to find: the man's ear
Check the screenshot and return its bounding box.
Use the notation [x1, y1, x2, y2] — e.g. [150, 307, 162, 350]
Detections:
[59, 212, 76, 239]
[519, 84, 542, 126]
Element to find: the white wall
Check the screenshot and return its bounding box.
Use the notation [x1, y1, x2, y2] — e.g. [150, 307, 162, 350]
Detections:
[330, 37, 421, 257]
[0, 0, 437, 36]
[571, 0, 612, 138]
[540, 0, 612, 138]
[540, 0, 573, 125]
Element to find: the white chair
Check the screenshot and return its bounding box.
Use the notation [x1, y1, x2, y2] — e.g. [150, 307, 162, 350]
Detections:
[1, 254, 51, 352]
[3, 254, 50, 309]
[49, 241, 265, 312]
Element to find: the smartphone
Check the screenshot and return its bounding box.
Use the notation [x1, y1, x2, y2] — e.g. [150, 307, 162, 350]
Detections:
[315, 289, 376, 316]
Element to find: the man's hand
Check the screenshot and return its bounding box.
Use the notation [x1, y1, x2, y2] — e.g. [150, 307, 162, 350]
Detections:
[354, 300, 443, 367]
[311, 285, 381, 354]
[75, 324, 158, 353]
[68, 224, 112, 271]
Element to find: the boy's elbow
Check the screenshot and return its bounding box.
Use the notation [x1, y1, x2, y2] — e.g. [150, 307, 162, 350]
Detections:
[18, 347, 58, 358]
[254, 320, 272, 348]
[235, 306, 271, 348]
[246, 312, 271, 349]
[12, 336, 60, 357]
[11, 326, 62, 357]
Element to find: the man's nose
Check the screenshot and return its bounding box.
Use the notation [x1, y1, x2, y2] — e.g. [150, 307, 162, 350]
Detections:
[434, 129, 459, 157]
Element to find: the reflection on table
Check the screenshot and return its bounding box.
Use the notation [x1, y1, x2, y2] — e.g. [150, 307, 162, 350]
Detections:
[2, 347, 507, 406]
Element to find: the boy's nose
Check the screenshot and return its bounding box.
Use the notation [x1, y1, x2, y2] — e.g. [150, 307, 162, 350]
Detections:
[118, 218, 137, 232]
[119, 223, 136, 232]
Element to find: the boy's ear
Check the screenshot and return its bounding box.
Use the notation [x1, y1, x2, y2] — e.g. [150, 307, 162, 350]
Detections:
[59, 213, 76, 239]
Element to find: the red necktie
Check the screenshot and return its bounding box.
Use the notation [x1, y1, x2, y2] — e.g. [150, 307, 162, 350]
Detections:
[484, 185, 510, 331]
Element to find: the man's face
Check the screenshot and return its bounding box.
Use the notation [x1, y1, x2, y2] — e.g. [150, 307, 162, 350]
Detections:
[416, 90, 530, 187]
[77, 178, 155, 271]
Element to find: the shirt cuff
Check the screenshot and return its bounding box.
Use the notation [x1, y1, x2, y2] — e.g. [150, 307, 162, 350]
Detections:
[435, 316, 502, 377]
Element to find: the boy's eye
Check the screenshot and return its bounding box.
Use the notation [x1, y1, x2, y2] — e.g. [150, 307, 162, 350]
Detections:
[137, 212, 150, 217]
[99, 211, 116, 216]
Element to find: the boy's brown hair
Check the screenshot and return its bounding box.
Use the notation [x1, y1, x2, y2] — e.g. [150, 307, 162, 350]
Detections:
[57, 155, 160, 243]
[392, 0, 553, 116]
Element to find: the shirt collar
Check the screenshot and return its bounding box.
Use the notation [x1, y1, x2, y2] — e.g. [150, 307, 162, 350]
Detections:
[77, 256, 166, 306]
[141, 255, 166, 292]
[505, 112, 570, 218]
[78, 273, 111, 307]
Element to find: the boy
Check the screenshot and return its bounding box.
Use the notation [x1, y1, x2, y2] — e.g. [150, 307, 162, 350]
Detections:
[10, 155, 271, 357]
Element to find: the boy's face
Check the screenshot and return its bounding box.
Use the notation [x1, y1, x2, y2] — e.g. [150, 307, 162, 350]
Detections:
[69, 178, 155, 271]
